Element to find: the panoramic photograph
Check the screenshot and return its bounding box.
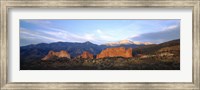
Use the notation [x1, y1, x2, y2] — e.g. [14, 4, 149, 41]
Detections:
[20, 20, 180, 70]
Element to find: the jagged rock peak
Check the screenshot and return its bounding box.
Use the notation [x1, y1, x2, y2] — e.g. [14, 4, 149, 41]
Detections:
[96, 47, 133, 59]
[42, 50, 70, 60]
[80, 51, 94, 59]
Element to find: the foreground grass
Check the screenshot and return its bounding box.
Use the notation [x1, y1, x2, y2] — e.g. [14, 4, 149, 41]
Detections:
[20, 57, 180, 70]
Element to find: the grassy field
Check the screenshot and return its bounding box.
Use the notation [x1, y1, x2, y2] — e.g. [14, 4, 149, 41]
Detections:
[20, 57, 180, 70]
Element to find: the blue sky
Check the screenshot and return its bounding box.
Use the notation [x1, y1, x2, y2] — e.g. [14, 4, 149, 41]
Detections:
[20, 19, 180, 46]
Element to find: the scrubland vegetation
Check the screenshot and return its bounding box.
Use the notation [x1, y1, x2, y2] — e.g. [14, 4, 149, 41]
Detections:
[21, 56, 180, 70]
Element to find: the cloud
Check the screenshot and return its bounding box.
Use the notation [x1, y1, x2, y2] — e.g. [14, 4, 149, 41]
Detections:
[20, 27, 103, 46]
[96, 29, 115, 40]
[162, 25, 178, 31]
[20, 20, 180, 46]
[97, 29, 102, 34]
[22, 20, 103, 43]
[130, 25, 180, 44]
[83, 34, 96, 41]
[20, 28, 61, 41]
[20, 28, 64, 46]
[40, 28, 102, 43]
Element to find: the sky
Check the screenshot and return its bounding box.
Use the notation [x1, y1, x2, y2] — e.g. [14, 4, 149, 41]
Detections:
[20, 19, 180, 46]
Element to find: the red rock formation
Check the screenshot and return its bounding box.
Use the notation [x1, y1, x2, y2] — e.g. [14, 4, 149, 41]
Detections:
[42, 50, 70, 60]
[125, 48, 133, 58]
[81, 51, 94, 59]
[96, 47, 133, 59]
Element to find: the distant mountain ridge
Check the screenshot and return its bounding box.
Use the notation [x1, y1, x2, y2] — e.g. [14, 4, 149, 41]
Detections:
[102, 40, 153, 46]
[20, 39, 180, 62]
[132, 39, 180, 55]
[20, 41, 103, 60]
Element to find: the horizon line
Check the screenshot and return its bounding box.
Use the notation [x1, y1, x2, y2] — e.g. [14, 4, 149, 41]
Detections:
[20, 38, 180, 47]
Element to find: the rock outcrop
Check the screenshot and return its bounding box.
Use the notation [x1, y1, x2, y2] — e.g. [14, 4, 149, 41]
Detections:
[42, 50, 70, 60]
[96, 47, 133, 59]
[80, 51, 94, 59]
[156, 45, 180, 57]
